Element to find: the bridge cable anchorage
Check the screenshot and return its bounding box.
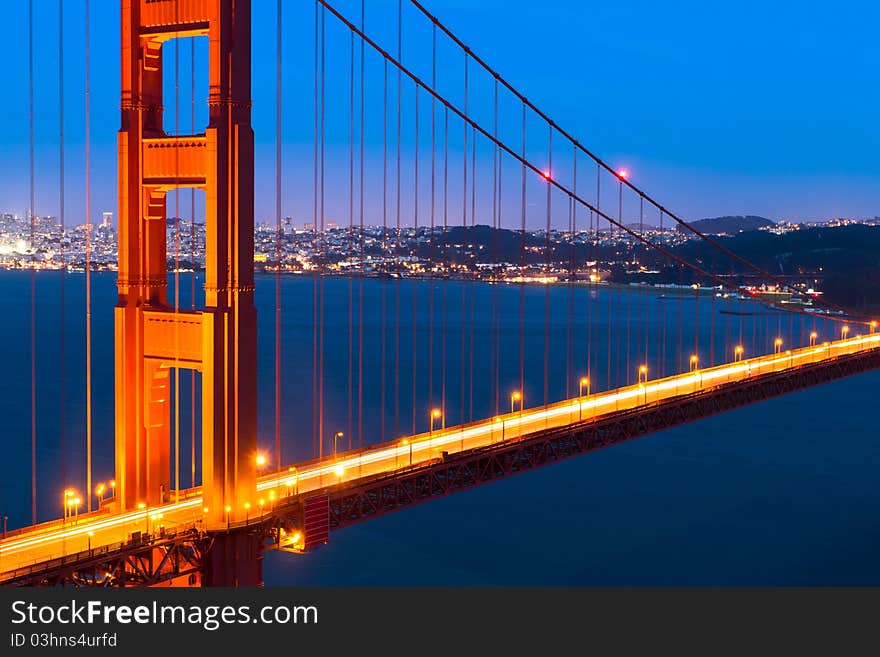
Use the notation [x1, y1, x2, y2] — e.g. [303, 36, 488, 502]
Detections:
[405, 1, 849, 319]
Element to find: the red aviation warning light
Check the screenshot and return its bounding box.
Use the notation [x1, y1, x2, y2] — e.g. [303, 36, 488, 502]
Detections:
[617, 168, 629, 181]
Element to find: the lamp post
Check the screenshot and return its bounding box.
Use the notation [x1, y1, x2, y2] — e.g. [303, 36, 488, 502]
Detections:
[224, 505, 232, 531]
[510, 391, 522, 414]
[579, 376, 590, 397]
[95, 483, 106, 506]
[109, 480, 116, 499]
[87, 531, 94, 552]
[63, 489, 74, 521]
[774, 338, 783, 354]
[430, 408, 443, 434]
[402, 439, 412, 466]
[841, 325, 849, 340]
[809, 332, 818, 347]
[638, 365, 648, 385]
[137, 502, 147, 534]
[689, 355, 699, 373]
[333, 432, 344, 459]
[286, 467, 299, 496]
[244, 502, 251, 525]
[871, 321, 877, 335]
[734, 345, 744, 362]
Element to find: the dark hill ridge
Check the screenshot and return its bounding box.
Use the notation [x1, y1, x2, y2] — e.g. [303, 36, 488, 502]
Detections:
[677, 215, 774, 234]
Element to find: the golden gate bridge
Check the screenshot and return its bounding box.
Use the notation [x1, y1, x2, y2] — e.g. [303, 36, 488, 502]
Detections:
[1, 0, 877, 586]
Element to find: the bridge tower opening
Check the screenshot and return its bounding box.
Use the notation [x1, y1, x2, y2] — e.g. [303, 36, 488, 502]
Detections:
[115, 0, 256, 529]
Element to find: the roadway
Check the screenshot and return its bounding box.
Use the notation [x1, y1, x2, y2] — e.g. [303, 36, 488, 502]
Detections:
[2, 332, 879, 578]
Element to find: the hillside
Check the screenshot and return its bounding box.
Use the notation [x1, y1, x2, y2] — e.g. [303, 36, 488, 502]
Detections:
[677, 215, 774, 235]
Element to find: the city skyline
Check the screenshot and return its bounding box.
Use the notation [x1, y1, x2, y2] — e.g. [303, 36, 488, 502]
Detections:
[2, 1, 879, 225]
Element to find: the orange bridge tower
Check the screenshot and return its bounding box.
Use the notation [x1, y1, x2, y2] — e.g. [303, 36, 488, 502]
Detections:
[115, 0, 257, 547]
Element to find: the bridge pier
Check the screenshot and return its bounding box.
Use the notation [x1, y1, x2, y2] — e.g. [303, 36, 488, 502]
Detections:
[202, 532, 264, 587]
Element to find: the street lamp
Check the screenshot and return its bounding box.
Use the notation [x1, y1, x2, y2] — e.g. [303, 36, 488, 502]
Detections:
[841, 325, 850, 340]
[734, 345, 744, 362]
[286, 467, 299, 496]
[244, 502, 251, 524]
[638, 365, 648, 385]
[109, 480, 116, 498]
[333, 431, 344, 458]
[510, 391, 522, 414]
[63, 489, 75, 521]
[225, 505, 232, 530]
[871, 321, 877, 335]
[579, 376, 591, 397]
[402, 439, 412, 466]
[774, 338, 783, 354]
[67, 496, 82, 524]
[689, 354, 699, 373]
[430, 408, 443, 434]
[87, 530, 94, 551]
[137, 502, 147, 534]
[809, 331, 818, 347]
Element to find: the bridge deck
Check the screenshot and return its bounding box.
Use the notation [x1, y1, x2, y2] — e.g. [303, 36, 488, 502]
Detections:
[2, 333, 879, 580]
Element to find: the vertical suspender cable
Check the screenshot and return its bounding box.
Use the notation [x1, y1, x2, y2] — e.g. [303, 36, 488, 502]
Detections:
[490, 79, 498, 414]
[348, 30, 355, 447]
[190, 37, 197, 487]
[460, 53, 468, 425]
[412, 87, 419, 435]
[567, 146, 576, 398]
[394, 0, 402, 440]
[319, 5, 326, 458]
[59, 0, 68, 500]
[468, 126, 475, 420]
[543, 128, 551, 408]
[441, 105, 448, 429]
[519, 103, 526, 400]
[381, 60, 387, 443]
[173, 17, 181, 505]
[358, 0, 365, 449]
[275, 0, 283, 469]
[29, 0, 37, 524]
[84, 0, 92, 511]
[312, 1, 319, 458]
[428, 22, 436, 422]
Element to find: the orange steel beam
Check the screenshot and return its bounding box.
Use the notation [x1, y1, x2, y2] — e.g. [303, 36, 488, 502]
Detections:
[116, 0, 256, 531]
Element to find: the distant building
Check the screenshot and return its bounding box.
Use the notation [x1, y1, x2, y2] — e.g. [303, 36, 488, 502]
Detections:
[102, 211, 113, 227]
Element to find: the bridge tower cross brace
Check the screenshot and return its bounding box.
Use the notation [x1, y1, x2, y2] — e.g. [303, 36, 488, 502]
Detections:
[116, 0, 256, 526]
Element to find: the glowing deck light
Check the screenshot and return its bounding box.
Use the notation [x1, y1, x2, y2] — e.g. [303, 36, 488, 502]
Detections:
[255, 453, 267, 467]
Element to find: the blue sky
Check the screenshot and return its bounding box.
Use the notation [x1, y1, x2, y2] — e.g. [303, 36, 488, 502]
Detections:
[1, 0, 879, 226]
